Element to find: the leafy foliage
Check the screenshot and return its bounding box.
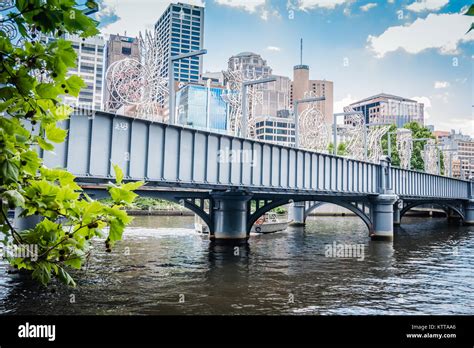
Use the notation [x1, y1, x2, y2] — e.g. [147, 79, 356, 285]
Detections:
[464, 4, 474, 33]
[327, 142, 348, 156]
[0, 1, 143, 286]
[381, 122, 443, 172]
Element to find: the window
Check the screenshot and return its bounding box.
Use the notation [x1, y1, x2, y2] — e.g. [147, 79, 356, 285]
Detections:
[121, 47, 132, 55]
[192, 9, 200, 16]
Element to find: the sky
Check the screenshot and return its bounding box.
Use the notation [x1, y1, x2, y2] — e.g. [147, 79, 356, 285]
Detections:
[96, 0, 473, 135]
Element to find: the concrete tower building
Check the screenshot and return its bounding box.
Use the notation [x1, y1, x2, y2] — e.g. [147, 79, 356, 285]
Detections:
[289, 41, 334, 124]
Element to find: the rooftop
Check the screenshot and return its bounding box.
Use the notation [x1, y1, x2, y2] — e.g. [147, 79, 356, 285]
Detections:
[350, 93, 418, 105]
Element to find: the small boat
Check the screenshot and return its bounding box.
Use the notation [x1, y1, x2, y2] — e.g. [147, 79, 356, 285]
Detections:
[194, 213, 291, 235]
[251, 212, 291, 234]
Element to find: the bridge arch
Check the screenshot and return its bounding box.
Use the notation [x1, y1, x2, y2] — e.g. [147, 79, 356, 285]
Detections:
[247, 198, 374, 234]
[400, 201, 464, 222]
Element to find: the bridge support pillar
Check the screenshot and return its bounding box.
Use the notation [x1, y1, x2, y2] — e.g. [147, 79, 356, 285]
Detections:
[210, 191, 252, 241]
[370, 194, 398, 241]
[464, 200, 474, 225]
[289, 202, 306, 226]
[393, 200, 402, 226]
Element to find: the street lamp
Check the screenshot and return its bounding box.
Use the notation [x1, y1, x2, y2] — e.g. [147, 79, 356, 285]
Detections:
[168, 49, 207, 125]
[293, 96, 325, 148]
[241, 76, 276, 138]
[332, 111, 362, 155]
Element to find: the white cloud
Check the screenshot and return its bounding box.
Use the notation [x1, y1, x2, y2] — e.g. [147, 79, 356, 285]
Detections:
[434, 81, 450, 89]
[99, 0, 205, 37]
[387, 0, 395, 3]
[295, 0, 351, 10]
[266, 46, 281, 51]
[360, 3, 377, 12]
[334, 94, 359, 115]
[215, 0, 265, 13]
[411, 96, 432, 120]
[367, 12, 474, 58]
[406, 0, 448, 13]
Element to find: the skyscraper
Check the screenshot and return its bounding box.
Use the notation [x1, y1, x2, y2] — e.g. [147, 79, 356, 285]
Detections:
[155, 2, 204, 83]
[41, 34, 105, 110]
[104, 34, 140, 112]
[290, 65, 334, 124]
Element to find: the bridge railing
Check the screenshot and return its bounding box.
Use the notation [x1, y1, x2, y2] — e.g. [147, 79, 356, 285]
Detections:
[390, 167, 469, 199]
[42, 111, 471, 200]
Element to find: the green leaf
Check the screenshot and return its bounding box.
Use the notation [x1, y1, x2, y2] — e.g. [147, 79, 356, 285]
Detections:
[464, 5, 474, 16]
[109, 187, 137, 205]
[37, 137, 55, 151]
[32, 261, 52, 286]
[45, 124, 67, 143]
[1, 161, 19, 184]
[113, 164, 124, 184]
[109, 218, 125, 242]
[58, 267, 76, 287]
[1, 190, 25, 208]
[36, 83, 60, 99]
[63, 75, 85, 97]
[64, 257, 82, 270]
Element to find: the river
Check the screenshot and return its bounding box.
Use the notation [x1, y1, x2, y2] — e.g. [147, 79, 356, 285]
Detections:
[1, 214, 473, 315]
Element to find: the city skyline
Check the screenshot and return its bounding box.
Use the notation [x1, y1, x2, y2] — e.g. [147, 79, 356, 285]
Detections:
[96, 0, 473, 136]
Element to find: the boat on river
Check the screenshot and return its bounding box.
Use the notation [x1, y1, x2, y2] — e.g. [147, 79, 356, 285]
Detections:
[195, 212, 291, 234]
[251, 212, 291, 234]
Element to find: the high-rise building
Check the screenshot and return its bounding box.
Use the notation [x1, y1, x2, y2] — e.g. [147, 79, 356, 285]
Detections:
[344, 93, 424, 127]
[437, 130, 474, 179]
[176, 83, 227, 132]
[41, 35, 105, 110]
[254, 114, 295, 146]
[66, 35, 105, 110]
[226, 52, 292, 137]
[227, 51, 272, 78]
[290, 64, 334, 124]
[104, 34, 140, 112]
[155, 2, 204, 83]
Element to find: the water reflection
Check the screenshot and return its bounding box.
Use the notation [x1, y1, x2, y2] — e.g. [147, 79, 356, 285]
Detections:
[0, 215, 472, 315]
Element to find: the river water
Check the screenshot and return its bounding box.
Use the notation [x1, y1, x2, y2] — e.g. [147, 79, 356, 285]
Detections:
[0, 213, 473, 315]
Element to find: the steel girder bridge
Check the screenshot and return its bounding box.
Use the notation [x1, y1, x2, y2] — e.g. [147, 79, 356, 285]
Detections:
[38, 110, 473, 241]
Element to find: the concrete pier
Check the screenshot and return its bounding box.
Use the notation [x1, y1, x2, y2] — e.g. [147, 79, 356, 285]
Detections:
[370, 194, 398, 241]
[210, 192, 252, 241]
[289, 202, 306, 226]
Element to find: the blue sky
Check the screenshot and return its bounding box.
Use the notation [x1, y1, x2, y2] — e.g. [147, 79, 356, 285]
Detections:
[97, 0, 473, 135]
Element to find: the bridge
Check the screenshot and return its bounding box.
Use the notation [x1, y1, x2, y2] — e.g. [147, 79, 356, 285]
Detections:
[37, 110, 474, 242]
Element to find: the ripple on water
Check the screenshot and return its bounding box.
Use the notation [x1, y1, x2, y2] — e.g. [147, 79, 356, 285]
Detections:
[0, 215, 473, 315]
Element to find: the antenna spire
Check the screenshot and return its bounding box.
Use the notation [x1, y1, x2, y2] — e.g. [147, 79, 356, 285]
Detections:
[300, 38, 303, 65]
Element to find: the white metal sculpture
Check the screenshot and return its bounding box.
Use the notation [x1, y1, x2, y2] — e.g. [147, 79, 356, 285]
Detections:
[105, 29, 168, 119]
[341, 110, 365, 160]
[298, 91, 330, 152]
[366, 116, 390, 163]
[396, 128, 413, 169]
[222, 65, 264, 137]
[423, 139, 438, 174]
